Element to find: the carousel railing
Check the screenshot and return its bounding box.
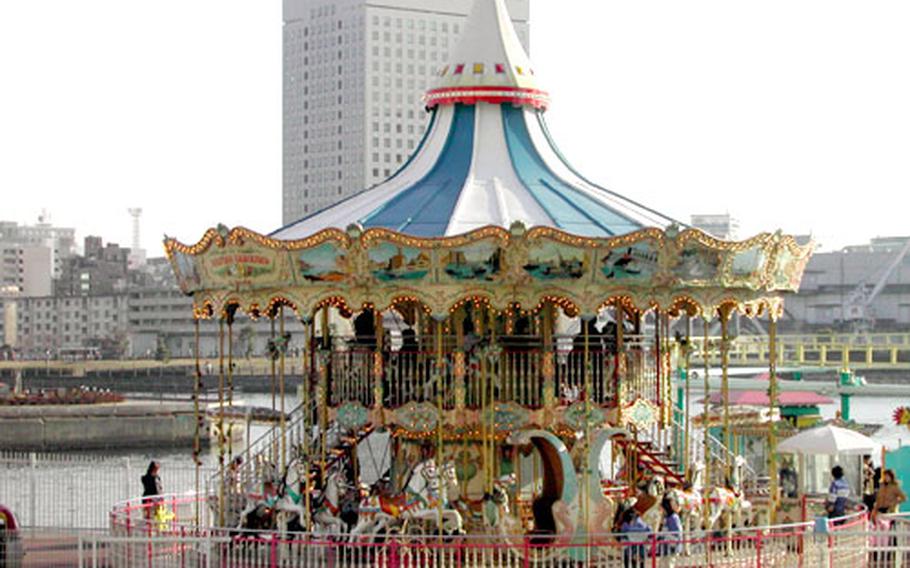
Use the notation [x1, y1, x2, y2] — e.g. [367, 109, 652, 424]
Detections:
[324, 337, 659, 411]
[108, 493, 878, 568]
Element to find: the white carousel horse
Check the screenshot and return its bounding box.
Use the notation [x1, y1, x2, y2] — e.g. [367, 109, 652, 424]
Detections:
[352, 459, 464, 536]
[705, 485, 752, 531]
[665, 461, 705, 532]
[311, 465, 349, 534]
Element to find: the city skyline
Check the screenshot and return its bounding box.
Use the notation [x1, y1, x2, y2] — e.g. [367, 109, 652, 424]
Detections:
[1, 0, 909, 254]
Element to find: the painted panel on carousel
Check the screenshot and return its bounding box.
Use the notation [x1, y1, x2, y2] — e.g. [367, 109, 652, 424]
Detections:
[523, 240, 586, 280]
[481, 402, 531, 433]
[172, 250, 202, 291]
[201, 246, 290, 290]
[676, 243, 723, 283]
[394, 401, 440, 434]
[442, 240, 502, 281]
[730, 245, 768, 280]
[297, 242, 348, 283]
[367, 241, 431, 282]
[771, 245, 811, 291]
[600, 242, 658, 282]
[563, 401, 607, 431]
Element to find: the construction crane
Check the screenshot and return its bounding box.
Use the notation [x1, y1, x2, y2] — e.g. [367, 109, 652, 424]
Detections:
[843, 238, 910, 332]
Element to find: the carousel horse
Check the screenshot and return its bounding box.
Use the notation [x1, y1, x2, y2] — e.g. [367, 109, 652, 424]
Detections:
[481, 476, 521, 533]
[665, 461, 705, 533]
[705, 483, 752, 531]
[634, 477, 665, 532]
[311, 464, 350, 535]
[352, 459, 464, 536]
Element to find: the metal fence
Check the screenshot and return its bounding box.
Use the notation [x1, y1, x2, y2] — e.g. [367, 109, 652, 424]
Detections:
[0, 450, 212, 529]
[4, 515, 909, 567]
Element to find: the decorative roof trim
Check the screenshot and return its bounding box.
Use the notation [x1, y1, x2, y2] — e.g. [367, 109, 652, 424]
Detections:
[425, 86, 550, 110]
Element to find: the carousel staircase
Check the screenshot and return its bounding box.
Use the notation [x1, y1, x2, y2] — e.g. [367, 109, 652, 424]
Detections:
[614, 435, 686, 488]
[212, 395, 375, 501]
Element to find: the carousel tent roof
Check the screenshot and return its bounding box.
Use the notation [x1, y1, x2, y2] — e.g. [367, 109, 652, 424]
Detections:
[703, 391, 834, 407]
[273, 0, 680, 240]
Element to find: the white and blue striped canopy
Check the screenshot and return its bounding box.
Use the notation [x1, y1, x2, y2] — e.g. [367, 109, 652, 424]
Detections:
[273, 0, 678, 240]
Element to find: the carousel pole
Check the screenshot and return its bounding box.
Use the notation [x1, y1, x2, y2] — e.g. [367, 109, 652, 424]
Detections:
[684, 314, 692, 481]
[489, 307, 498, 493]
[615, 304, 625, 426]
[279, 305, 287, 471]
[654, 310, 662, 432]
[193, 316, 202, 527]
[478, 307, 489, 494]
[768, 311, 780, 524]
[583, 314, 592, 546]
[374, 306, 384, 420]
[702, 317, 711, 531]
[218, 317, 226, 527]
[434, 316, 445, 539]
[320, 306, 329, 485]
[719, 306, 732, 481]
[270, 317, 277, 411]
[302, 314, 313, 531]
[227, 309, 235, 464]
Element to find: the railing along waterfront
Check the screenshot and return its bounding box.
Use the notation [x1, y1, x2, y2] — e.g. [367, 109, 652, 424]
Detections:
[102, 494, 896, 568]
[691, 332, 910, 369]
[0, 450, 209, 530]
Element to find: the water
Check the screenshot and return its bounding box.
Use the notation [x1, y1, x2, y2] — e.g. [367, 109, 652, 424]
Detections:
[2, 392, 906, 528]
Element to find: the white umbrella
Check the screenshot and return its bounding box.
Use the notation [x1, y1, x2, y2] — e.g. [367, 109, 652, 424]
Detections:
[778, 424, 882, 456]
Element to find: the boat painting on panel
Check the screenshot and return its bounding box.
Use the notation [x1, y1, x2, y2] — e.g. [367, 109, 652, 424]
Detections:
[524, 241, 586, 280]
[298, 242, 348, 282]
[443, 241, 501, 281]
[368, 242, 431, 282]
[600, 243, 658, 281]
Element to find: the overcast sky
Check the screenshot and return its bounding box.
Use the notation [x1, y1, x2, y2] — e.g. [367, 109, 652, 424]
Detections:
[1, 1, 908, 255]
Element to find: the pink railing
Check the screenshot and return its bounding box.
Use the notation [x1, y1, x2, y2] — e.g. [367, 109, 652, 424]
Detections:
[109, 494, 876, 568]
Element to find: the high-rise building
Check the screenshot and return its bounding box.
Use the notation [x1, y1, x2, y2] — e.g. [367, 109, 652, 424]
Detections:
[0, 245, 53, 297]
[690, 213, 740, 241]
[282, 0, 530, 225]
[0, 218, 76, 280]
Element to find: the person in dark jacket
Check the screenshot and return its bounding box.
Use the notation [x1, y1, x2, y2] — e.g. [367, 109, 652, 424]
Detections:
[141, 461, 163, 519]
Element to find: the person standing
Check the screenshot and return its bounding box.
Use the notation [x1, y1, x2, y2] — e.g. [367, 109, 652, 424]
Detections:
[825, 465, 850, 521]
[873, 469, 907, 518]
[619, 507, 652, 567]
[862, 455, 877, 512]
[659, 496, 683, 556]
[141, 461, 163, 519]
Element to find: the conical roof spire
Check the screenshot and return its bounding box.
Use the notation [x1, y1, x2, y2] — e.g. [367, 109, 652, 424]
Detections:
[425, 0, 549, 110]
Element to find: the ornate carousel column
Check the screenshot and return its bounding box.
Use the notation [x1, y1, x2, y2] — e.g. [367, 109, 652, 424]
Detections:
[192, 315, 203, 526]
[719, 304, 733, 479]
[217, 315, 226, 527]
[768, 310, 780, 523]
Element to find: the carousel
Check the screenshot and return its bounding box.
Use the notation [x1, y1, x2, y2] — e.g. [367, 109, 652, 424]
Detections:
[164, 0, 813, 549]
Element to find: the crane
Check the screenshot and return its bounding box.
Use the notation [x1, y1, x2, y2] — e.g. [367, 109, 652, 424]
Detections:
[843, 238, 910, 332]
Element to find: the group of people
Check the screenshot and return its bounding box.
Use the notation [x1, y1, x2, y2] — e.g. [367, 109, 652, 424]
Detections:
[825, 460, 906, 522]
[861, 457, 907, 520]
[617, 497, 682, 566]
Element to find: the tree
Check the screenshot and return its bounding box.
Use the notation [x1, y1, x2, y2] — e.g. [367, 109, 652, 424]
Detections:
[238, 325, 255, 359]
[155, 334, 171, 363]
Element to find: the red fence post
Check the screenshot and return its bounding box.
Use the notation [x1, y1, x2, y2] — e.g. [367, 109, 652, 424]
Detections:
[651, 533, 658, 568]
[388, 538, 400, 568]
[270, 537, 278, 568]
[756, 533, 763, 568]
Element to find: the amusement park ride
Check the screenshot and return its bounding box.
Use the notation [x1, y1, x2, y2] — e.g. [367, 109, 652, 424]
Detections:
[164, 0, 813, 548]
